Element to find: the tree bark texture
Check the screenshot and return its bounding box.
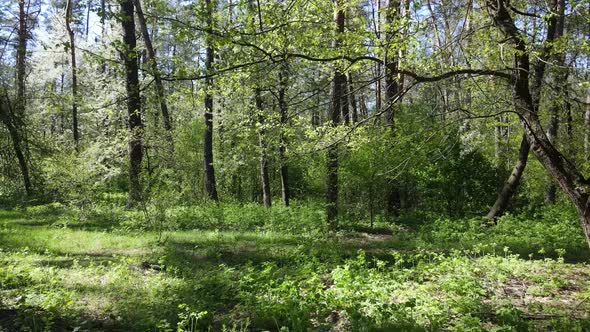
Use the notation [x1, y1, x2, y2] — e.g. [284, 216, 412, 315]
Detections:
[120, 0, 144, 207]
[486, 0, 563, 220]
[487, 0, 590, 249]
[65, 0, 80, 148]
[203, 0, 219, 201]
[133, 0, 173, 135]
[326, 0, 345, 225]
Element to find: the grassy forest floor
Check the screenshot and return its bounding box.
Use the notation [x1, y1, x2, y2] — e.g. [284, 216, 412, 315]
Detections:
[2, 200, 590, 331]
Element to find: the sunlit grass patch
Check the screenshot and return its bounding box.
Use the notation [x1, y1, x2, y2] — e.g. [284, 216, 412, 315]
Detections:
[2, 205, 590, 331]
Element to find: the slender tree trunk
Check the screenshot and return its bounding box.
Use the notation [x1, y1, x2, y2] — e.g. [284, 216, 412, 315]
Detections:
[16, 0, 27, 122]
[326, 0, 345, 226]
[255, 89, 271, 208]
[359, 94, 368, 119]
[565, 84, 573, 155]
[545, 102, 559, 203]
[278, 69, 290, 206]
[347, 73, 358, 123]
[120, 0, 144, 207]
[375, 64, 382, 117]
[374, 0, 382, 120]
[494, 117, 503, 167]
[312, 91, 320, 126]
[341, 74, 350, 125]
[65, 0, 80, 149]
[486, 0, 562, 220]
[10, 0, 32, 196]
[100, 0, 107, 72]
[486, 136, 530, 220]
[0, 96, 31, 195]
[133, 0, 173, 136]
[203, 0, 219, 201]
[586, 88, 590, 160]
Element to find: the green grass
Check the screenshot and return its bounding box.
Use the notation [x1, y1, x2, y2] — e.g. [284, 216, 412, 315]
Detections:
[1, 204, 590, 331]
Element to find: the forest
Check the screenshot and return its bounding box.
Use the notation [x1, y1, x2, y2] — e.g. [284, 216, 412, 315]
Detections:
[1, 0, 590, 330]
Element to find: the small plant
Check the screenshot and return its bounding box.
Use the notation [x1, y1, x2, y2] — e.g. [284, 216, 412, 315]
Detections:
[176, 304, 208, 332]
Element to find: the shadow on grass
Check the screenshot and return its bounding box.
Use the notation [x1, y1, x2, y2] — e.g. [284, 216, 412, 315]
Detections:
[32, 255, 117, 269]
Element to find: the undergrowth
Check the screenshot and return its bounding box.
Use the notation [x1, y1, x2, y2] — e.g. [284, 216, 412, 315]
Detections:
[1, 202, 590, 331]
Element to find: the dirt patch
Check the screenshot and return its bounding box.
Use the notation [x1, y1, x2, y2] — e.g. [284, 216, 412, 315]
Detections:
[338, 232, 394, 245]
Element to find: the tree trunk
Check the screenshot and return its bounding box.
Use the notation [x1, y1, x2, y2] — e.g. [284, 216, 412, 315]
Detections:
[545, 102, 560, 204]
[545, 0, 566, 204]
[85, 0, 90, 37]
[65, 0, 80, 149]
[203, 0, 219, 201]
[586, 88, 590, 160]
[278, 69, 290, 206]
[16, 0, 27, 122]
[384, 0, 400, 127]
[359, 94, 368, 119]
[8, 0, 32, 196]
[326, 0, 345, 226]
[255, 89, 271, 208]
[383, 0, 402, 216]
[120, 0, 144, 207]
[0, 96, 31, 195]
[100, 0, 107, 73]
[486, 0, 562, 220]
[487, 0, 590, 249]
[347, 73, 358, 123]
[133, 0, 173, 136]
[341, 73, 350, 125]
[486, 135, 529, 220]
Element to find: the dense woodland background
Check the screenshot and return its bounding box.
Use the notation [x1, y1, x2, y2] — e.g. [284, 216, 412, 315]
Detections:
[1, 0, 590, 330]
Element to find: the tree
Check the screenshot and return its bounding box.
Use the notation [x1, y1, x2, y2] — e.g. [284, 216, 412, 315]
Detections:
[278, 67, 290, 206]
[544, 0, 566, 204]
[65, 0, 80, 149]
[120, 0, 144, 207]
[2, 0, 33, 196]
[0, 92, 31, 195]
[383, 0, 400, 128]
[326, 0, 345, 225]
[255, 88, 271, 208]
[485, 0, 590, 248]
[132, 0, 173, 136]
[203, 0, 219, 201]
[486, 0, 564, 220]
